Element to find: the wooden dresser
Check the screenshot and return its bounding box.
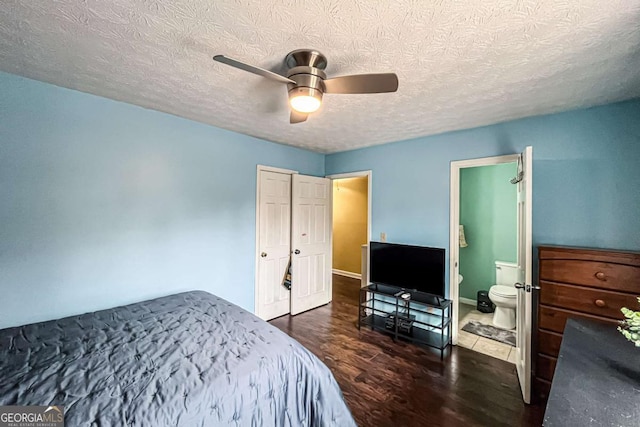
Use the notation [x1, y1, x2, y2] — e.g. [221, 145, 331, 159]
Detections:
[535, 245, 640, 399]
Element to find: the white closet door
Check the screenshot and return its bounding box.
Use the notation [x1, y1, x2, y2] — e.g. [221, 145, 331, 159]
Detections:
[290, 174, 332, 315]
[256, 171, 291, 320]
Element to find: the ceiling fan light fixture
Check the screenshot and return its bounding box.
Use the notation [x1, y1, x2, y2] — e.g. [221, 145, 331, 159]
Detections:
[213, 50, 398, 123]
[289, 87, 322, 113]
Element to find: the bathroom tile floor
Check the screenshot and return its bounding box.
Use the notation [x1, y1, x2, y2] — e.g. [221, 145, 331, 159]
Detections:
[458, 302, 516, 364]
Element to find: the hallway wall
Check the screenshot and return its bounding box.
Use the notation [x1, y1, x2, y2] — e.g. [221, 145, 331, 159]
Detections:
[332, 177, 368, 274]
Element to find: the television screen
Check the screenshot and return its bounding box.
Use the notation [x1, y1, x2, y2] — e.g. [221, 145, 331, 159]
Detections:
[369, 241, 445, 297]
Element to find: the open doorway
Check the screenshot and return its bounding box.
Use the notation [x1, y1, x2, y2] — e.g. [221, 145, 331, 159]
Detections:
[450, 148, 534, 403]
[456, 162, 519, 363]
[327, 171, 371, 298]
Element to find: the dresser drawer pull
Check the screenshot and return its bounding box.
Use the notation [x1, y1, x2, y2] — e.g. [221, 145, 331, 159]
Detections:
[595, 272, 606, 280]
[594, 299, 606, 307]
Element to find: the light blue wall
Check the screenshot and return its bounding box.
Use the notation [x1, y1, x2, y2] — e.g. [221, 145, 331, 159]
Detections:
[326, 99, 640, 296]
[0, 72, 324, 329]
[3, 69, 639, 328]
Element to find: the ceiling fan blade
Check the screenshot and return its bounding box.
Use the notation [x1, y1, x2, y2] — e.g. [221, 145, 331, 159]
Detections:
[213, 55, 295, 84]
[290, 110, 308, 124]
[323, 73, 399, 94]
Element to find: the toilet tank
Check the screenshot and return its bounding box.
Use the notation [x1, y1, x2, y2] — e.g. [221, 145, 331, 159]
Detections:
[495, 261, 519, 286]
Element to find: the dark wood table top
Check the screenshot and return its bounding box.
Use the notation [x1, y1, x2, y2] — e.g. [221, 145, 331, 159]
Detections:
[544, 318, 640, 426]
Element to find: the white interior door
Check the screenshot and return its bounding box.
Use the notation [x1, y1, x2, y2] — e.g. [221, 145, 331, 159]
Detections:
[290, 174, 332, 315]
[256, 170, 291, 320]
[515, 146, 533, 403]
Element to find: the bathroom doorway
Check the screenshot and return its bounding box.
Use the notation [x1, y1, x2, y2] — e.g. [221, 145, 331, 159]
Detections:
[449, 155, 521, 364]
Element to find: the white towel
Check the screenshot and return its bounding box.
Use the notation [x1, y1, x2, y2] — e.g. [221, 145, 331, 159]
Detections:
[459, 225, 468, 247]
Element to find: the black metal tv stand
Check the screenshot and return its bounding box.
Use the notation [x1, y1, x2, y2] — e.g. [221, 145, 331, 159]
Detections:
[357, 283, 452, 359]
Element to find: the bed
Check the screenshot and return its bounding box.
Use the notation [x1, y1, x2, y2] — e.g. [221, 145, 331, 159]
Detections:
[0, 291, 356, 426]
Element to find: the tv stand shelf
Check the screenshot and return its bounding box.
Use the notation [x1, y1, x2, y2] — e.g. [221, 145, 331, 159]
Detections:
[358, 283, 452, 359]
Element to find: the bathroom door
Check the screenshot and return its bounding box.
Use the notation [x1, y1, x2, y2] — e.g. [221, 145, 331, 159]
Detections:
[515, 146, 533, 403]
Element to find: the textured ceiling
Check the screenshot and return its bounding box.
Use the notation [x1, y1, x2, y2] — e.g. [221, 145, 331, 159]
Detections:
[1, 1, 640, 153]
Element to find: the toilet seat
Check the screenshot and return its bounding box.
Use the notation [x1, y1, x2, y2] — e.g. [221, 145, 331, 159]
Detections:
[490, 285, 517, 298]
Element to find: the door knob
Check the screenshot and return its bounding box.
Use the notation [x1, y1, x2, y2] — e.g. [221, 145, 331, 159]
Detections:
[261, 252, 267, 258]
[514, 282, 540, 292]
[294, 249, 300, 255]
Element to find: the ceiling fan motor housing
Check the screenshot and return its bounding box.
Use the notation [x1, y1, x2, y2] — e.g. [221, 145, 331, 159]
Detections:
[285, 50, 329, 108]
[287, 66, 327, 106]
[285, 49, 328, 70]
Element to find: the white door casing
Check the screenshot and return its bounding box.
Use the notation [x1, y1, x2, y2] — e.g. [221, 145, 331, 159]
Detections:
[326, 170, 372, 285]
[448, 153, 519, 346]
[290, 174, 332, 315]
[449, 150, 532, 403]
[515, 146, 533, 404]
[256, 170, 292, 320]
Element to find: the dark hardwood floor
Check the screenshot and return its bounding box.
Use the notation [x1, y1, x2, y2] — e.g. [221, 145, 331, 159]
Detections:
[270, 274, 545, 427]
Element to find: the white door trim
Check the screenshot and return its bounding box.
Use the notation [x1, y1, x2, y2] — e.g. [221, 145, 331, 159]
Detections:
[327, 170, 372, 285]
[258, 165, 299, 175]
[449, 154, 519, 345]
[255, 165, 298, 317]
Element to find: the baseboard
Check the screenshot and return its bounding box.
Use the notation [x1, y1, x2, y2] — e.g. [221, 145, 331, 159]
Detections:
[459, 297, 477, 306]
[332, 269, 361, 280]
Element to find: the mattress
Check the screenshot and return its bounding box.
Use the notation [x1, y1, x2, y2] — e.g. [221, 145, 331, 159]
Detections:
[0, 291, 356, 426]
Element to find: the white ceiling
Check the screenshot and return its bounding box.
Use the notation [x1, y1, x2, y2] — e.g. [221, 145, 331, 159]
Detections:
[1, 1, 639, 153]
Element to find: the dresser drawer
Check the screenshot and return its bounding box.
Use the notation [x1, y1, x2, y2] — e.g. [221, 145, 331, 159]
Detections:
[536, 353, 557, 382]
[534, 377, 552, 401]
[540, 281, 637, 320]
[537, 329, 563, 357]
[539, 260, 640, 293]
[538, 305, 619, 334]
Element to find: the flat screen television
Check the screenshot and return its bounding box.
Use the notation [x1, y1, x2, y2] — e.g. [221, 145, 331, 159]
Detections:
[369, 241, 445, 297]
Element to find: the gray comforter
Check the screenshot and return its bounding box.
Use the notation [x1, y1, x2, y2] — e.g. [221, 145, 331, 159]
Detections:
[0, 291, 356, 426]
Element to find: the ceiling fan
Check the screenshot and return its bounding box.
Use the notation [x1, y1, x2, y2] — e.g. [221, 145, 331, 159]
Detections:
[213, 49, 399, 124]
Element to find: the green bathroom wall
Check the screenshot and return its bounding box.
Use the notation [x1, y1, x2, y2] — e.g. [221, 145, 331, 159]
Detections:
[459, 163, 518, 301]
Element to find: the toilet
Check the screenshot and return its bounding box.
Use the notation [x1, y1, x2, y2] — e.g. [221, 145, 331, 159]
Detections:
[488, 261, 519, 330]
